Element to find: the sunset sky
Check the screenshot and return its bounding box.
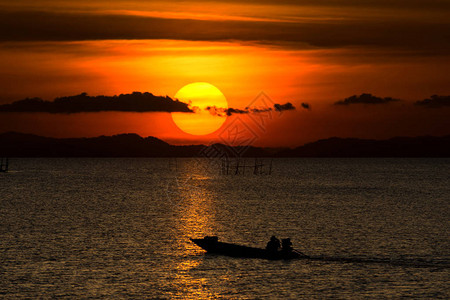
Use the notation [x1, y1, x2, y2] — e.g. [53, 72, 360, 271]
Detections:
[0, 0, 449, 147]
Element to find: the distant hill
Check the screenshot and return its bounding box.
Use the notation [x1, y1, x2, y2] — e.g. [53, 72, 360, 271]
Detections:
[277, 136, 450, 157]
[0, 132, 449, 157]
[0, 132, 173, 157]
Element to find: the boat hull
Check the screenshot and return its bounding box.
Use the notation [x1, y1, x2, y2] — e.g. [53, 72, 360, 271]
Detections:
[190, 237, 305, 260]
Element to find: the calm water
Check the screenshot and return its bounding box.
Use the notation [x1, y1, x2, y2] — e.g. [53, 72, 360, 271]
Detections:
[0, 158, 449, 298]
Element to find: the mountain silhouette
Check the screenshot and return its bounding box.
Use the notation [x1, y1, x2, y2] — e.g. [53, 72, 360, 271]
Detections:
[0, 132, 449, 157]
[277, 136, 450, 157]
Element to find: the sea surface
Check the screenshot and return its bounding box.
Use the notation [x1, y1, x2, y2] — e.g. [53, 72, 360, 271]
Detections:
[0, 158, 449, 299]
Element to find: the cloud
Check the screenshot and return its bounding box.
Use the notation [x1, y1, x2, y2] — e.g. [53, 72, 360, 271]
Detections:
[301, 102, 311, 110]
[247, 107, 272, 114]
[274, 102, 296, 111]
[226, 108, 249, 116]
[177, 0, 450, 10]
[415, 95, 450, 108]
[206, 102, 297, 116]
[205, 106, 248, 117]
[334, 93, 400, 105]
[0, 92, 193, 113]
[206, 106, 246, 117]
[7, 0, 450, 11]
[0, 10, 449, 54]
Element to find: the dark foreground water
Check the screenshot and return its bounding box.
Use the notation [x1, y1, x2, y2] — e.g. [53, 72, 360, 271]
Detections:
[0, 158, 449, 298]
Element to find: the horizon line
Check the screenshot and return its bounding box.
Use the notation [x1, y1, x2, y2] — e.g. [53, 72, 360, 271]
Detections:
[2, 130, 449, 150]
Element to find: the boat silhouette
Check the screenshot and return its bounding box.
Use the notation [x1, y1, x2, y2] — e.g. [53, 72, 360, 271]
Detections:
[190, 236, 309, 260]
[191, 236, 449, 268]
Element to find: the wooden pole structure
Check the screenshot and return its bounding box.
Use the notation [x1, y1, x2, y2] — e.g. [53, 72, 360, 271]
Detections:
[0, 157, 7, 172]
[221, 158, 224, 175]
[269, 158, 273, 175]
[219, 158, 274, 176]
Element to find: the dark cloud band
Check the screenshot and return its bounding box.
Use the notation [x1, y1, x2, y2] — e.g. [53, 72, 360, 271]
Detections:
[0, 92, 193, 113]
[274, 102, 295, 111]
[206, 102, 298, 116]
[334, 93, 399, 105]
[0, 10, 449, 54]
[177, 0, 450, 9]
[415, 95, 450, 108]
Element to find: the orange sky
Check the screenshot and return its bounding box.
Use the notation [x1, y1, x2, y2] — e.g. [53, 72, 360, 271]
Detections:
[0, 1, 449, 147]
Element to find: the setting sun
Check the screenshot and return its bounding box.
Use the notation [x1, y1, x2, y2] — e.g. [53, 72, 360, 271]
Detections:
[171, 82, 228, 136]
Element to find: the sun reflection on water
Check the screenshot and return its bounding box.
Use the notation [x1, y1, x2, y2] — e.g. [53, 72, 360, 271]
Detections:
[171, 259, 221, 299]
[168, 159, 223, 298]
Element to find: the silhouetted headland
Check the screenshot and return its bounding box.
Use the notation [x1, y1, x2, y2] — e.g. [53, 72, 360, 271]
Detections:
[0, 132, 449, 157]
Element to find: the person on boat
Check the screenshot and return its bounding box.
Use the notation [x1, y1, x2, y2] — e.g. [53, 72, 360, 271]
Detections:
[281, 238, 293, 254]
[266, 236, 281, 253]
[204, 236, 218, 243]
